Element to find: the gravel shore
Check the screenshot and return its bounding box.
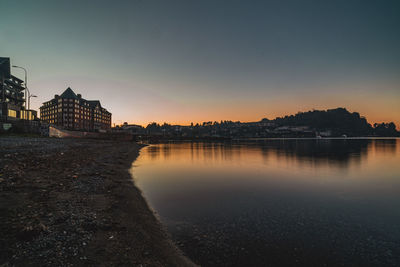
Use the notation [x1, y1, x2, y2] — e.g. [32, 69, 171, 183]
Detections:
[0, 137, 195, 267]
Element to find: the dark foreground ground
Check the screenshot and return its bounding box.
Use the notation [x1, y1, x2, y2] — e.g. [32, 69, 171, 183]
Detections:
[0, 137, 195, 267]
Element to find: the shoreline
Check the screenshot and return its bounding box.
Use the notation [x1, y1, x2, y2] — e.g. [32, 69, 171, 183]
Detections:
[140, 136, 400, 144]
[0, 137, 196, 266]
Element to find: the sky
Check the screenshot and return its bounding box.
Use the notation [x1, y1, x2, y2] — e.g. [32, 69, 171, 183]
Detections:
[1, 0, 399, 127]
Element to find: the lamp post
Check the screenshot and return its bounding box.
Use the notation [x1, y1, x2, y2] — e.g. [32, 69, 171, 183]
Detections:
[11, 65, 30, 109]
[28, 94, 37, 120]
[29, 94, 37, 104]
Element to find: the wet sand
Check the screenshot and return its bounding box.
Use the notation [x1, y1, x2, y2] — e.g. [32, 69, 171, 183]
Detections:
[0, 137, 195, 266]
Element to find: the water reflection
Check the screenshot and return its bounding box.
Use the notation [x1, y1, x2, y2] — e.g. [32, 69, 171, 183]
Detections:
[132, 139, 400, 267]
[262, 139, 369, 167]
[371, 139, 397, 154]
[139, 139, 397, 170]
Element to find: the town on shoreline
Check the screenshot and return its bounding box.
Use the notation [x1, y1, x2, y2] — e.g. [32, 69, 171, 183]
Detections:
[115, 108, 400, 141]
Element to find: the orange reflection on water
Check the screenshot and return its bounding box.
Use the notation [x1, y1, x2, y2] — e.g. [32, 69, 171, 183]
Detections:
[132, 139, 400, 192]
[137, 140, 397, 170]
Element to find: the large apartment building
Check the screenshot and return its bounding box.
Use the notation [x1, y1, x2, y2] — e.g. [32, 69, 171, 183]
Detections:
[40, 87, 111, 131]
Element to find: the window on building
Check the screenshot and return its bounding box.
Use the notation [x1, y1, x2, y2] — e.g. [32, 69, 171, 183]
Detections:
[8, 109, 17, 118]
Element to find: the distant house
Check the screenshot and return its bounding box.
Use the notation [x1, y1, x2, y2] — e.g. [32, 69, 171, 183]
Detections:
[119, 123, 145, 134]
[40, 87, 111, 131]
[318, 130, 332, 137]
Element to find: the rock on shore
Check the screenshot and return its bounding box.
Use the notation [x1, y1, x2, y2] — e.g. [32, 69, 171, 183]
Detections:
[0, 137, 195, 267]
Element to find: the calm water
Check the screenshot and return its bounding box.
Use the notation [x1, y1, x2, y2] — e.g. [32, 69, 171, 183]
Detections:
[131, 139, 400, 266]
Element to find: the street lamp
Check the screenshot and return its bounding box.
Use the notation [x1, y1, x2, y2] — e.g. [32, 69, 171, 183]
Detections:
[28, 94, 38, 120]
[29, 94, 37, 102]
[11, 65, 31, 110]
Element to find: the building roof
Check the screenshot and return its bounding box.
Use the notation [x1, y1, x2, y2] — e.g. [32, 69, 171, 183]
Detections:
[87, 100, 101, 108]
[60, 87, 78, 99]
[41, 87, 111, 114]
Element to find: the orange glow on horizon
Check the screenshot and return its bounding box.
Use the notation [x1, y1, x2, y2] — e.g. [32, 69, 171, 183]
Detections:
[110, 89, 400, 130]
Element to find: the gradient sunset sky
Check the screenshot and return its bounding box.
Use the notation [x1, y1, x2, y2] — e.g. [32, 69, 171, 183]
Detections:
[1, 0, 399, 127]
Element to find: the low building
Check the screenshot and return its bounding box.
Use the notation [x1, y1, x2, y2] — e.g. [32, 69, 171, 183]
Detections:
[116, 123, 145, 135]
[40, 87, 111, 131]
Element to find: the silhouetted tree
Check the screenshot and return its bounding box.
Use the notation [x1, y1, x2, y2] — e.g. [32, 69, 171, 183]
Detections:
[272, 108, 373, 136]
[373, 122, 399, 136]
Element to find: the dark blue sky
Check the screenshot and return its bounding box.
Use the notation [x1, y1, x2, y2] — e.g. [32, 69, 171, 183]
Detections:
[1, 0, 399, 125]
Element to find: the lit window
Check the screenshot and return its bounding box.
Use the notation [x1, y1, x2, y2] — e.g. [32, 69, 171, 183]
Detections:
[8, 109, 17, 118]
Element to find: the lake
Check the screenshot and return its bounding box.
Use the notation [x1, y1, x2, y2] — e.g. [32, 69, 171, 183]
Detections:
[131, 139, 400, 266]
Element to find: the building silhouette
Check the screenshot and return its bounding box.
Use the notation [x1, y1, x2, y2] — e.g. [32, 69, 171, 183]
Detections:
[40, 87, 111, 131]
